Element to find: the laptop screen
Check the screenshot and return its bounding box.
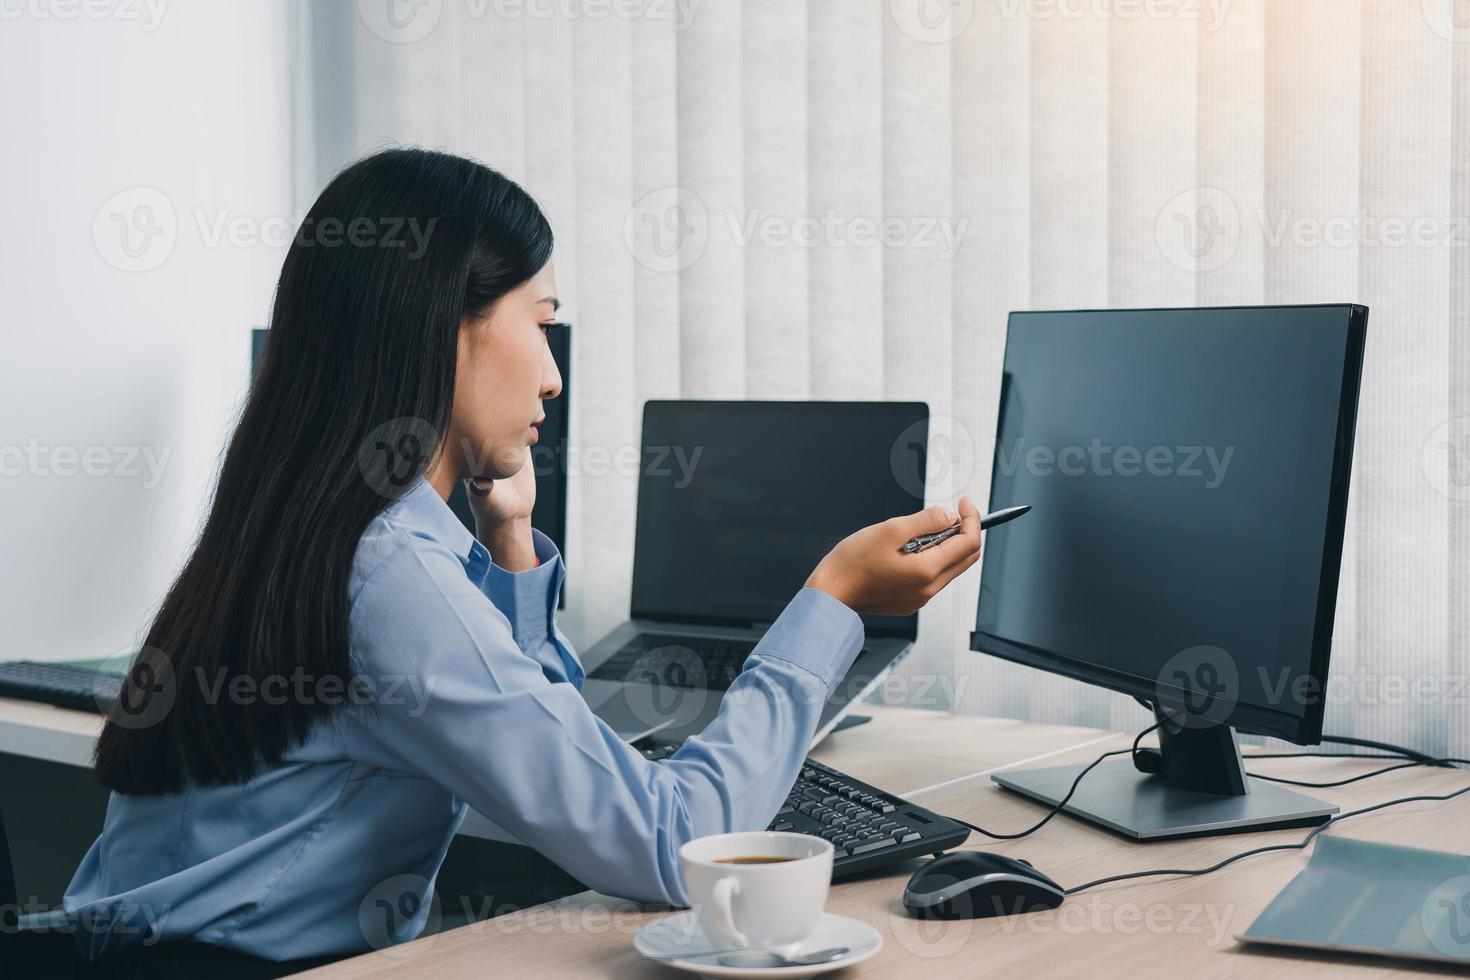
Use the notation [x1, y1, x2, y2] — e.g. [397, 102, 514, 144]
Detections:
[630, 401, 927, 637]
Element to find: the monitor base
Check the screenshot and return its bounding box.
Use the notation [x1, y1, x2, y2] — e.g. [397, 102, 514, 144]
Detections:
[993, 759, 1338, 840]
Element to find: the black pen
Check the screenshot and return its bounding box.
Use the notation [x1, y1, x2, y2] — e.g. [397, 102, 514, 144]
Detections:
[899, 504, 1032, 554]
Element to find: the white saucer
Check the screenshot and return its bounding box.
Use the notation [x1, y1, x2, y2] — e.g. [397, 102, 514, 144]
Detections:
[633, 910, 882, 978]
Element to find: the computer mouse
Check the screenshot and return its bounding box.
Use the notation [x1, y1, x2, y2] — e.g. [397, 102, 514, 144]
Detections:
[902, 851, 1066, 919]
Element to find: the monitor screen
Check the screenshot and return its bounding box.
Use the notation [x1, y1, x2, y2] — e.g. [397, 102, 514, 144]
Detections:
[631, 401, 928, 637]
[972, 306, 1364, 744]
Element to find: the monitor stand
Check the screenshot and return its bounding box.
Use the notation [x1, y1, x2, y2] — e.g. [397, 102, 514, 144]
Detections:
[992, 714, 1338, 840]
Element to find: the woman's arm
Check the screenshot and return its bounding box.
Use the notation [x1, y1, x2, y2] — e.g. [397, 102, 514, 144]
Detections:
[341, 534, 862, 908]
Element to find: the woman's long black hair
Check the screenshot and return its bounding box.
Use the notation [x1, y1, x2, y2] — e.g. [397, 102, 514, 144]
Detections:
[94, 148, 554, 794]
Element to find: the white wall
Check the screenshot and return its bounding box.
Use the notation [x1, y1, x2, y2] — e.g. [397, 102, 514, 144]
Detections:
[0, 1, 295, 662]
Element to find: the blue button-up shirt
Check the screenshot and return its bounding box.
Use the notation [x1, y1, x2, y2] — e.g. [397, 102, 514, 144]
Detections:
[63, 477, 865, 961]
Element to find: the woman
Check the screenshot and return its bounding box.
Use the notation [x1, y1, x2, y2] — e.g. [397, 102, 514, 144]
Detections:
[62, 149, 981, 970]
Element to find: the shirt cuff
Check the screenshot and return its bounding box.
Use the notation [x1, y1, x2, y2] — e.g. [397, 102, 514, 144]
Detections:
[753, 588, 866, 691]
[483, 529, 565, 645]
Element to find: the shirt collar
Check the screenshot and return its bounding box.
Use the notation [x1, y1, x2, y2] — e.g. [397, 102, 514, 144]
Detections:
[387, 477, 479, 562]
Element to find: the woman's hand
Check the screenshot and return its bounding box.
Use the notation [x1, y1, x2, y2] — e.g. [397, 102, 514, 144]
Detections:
[805, 497, 982, 615]
[465, 448, 539, 571]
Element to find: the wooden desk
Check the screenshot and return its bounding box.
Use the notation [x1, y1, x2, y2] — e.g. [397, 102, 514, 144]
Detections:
[301, 714, 1470, 979]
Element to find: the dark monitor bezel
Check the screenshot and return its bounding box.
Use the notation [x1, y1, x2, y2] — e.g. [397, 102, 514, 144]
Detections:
[630, 399, 928, 639]
[968, 304, 1367, 746]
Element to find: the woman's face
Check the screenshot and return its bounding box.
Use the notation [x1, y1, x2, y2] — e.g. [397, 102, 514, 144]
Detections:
[446, 262, 563, 482]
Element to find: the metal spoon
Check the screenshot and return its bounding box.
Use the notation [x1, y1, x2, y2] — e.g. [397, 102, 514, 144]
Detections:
[648, 945, 849, 967]
[713, 946, 850, 969]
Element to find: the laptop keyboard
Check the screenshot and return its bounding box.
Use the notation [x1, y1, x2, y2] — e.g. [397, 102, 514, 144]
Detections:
[588, 634, 758, 691]
[589, 633, 873, 692]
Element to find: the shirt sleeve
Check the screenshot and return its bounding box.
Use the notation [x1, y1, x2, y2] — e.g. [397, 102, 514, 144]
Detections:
[477, 529, 583, 689]
[341, 534, 865, 908]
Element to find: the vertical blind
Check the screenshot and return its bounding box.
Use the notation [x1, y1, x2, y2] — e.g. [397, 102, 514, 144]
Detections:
[304, 0, 1470, 754]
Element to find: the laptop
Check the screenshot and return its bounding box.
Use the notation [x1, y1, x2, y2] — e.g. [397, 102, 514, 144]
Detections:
[580, 400, 929, 745]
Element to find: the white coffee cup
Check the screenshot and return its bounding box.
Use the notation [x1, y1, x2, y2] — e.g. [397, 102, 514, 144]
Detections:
[680, 831, 834, 954]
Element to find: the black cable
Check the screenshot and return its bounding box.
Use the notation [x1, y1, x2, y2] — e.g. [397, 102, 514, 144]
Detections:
[1246, 757, 1470, 789]
[1065, 780, 1470, 895]
[1318, 734, 1457, 767]
[935, 713, 1465, 856]
[1244, 751, 1406, 760]
[946, 724, 1160, 841]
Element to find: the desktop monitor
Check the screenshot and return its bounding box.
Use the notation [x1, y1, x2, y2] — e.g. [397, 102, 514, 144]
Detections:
[971, 304, 1367, 839]
[251, 325, 572, 607]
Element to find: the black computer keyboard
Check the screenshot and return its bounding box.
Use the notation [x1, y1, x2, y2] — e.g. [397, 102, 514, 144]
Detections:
[638, 740, 970, 878]
[591, 634, 870, 693]
[0, 660, 119, 713]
